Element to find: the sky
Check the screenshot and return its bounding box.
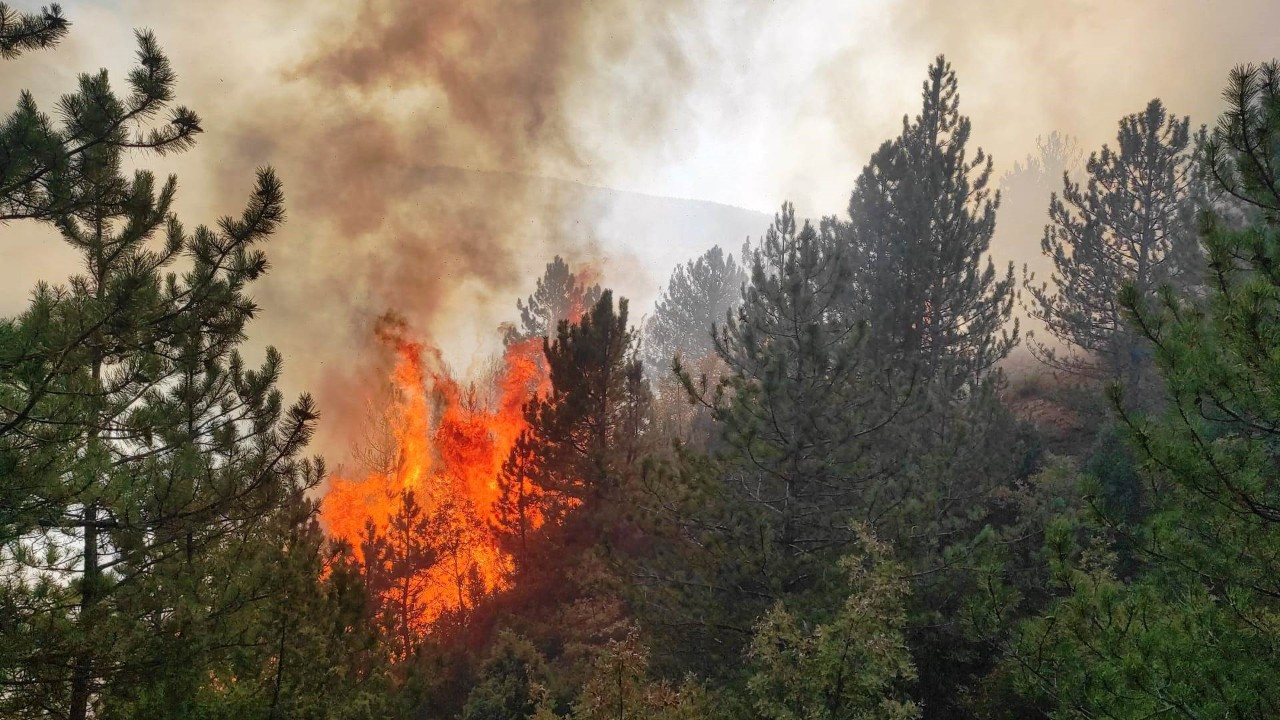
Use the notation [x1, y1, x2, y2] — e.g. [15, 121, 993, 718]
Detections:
[1, 0, 1277, 461]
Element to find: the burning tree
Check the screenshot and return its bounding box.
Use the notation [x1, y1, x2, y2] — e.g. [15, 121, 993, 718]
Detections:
[322, 314, 544, 633]
[507, 255, 602, 344]
[493, 291, 651, 574]
[361, 491, 437, 662]
[322, 258, 608, 642]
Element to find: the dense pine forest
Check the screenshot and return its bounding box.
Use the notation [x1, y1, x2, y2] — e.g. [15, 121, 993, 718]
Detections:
[4, 3, 1280, 719]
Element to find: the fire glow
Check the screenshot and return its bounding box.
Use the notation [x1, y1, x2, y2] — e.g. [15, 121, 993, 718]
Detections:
[321, 315, 549, 627]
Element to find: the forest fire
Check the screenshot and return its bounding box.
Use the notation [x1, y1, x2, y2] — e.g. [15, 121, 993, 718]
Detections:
[321, 314, 550, 628]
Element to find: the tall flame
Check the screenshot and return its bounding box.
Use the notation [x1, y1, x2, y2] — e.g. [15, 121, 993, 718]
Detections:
[321, 316, 548, 626]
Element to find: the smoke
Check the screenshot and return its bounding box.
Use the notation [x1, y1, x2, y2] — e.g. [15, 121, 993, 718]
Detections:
[3, 0, 1280, 465]
[297, 1, 577, 168]
[201, 0, 703, 462]
[799, 0, 1280, 356]
[0, 0, 705, 466]
[878, 0, 1277, 161]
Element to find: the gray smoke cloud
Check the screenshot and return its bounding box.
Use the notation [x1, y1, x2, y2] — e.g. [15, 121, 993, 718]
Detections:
[1, 0, 1277, 463]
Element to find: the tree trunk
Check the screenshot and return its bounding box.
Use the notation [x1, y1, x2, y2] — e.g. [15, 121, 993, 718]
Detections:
[69, 502, 99, 720]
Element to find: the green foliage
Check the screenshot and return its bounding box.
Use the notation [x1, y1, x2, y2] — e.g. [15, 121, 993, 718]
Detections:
[698, 201, 908, 574]
[362, 490, 441, 662]
[644, 245, 747, 444]
[567, 628, 727, 720]
[0, 27, 381, 720]
[1004, 61, 1280, 719]
[1012, 548, 1279, 719]
[644, 203, 889, 675]
[1081, 423, 1143, 548]
[497, 290, 650, 557]
[643, 59, 1028, 720]
[463, 631, 553, 720]
[0, 3, 67, 59]
[462, 290, 654, 720]
[747, 531, 920, 720]
[173, 528, 398, 720]
[0, 28, 200, 224]
[839, 59, 1029, 716]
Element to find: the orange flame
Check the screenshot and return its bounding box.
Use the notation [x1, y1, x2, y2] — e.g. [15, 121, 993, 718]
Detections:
[321, 317, 548, 627]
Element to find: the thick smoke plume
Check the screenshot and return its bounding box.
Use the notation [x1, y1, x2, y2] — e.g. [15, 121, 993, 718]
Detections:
[202, 0, 698, 461]
[2, 0, 1280, 465]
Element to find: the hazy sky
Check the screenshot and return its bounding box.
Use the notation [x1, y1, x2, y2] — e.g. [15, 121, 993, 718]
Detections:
[4, 3, 1274, 211]
[2, 0, 1277, 460]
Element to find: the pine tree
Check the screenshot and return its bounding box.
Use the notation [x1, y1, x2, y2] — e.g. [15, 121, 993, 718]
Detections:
[508, 255, 602, 343]
[114, 515, 398, 719]
[0, 28, 199, 224]
[493, 428, 544, 570]
[709, 204, 895, 560]
[1003, 133, 1083, 194]
[0, 3, 67, 59]
[0, 33, 321, 719]
[848, 55, 1017, 391]
[473, 292, 654, 720]
[0, 31, 206, 535]
[998, 133, 1083, 324]
[643, 245, 746, 375]
[461, 630, 552, 720]
[361, 491, 439, 663]
[498, 290, 649, 553]
[1007, 61, 1280, 719]
[644, 63, 1030, 713]
[843, 57, 1029, 717]
[643, 245, 747, 444]
[1024, 98, 1205, 391]
[641, 205, 909, 675]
